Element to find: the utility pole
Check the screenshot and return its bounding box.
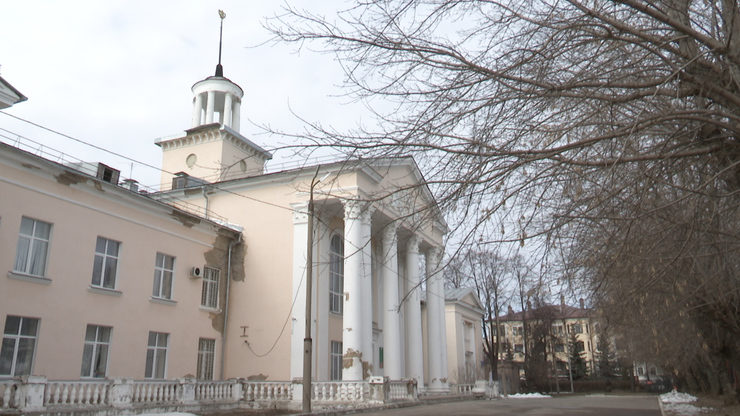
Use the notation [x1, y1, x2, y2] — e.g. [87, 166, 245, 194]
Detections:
[303, 167, 322, 413]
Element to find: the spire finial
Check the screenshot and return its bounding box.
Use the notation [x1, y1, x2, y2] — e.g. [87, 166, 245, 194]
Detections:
[215, 10, 226, 77]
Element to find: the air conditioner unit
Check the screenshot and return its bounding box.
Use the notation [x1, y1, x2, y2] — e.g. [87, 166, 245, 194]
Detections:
[190, 266, 202, 279]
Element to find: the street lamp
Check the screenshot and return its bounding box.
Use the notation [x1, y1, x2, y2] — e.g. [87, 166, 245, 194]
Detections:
[303, 167, 329, 413]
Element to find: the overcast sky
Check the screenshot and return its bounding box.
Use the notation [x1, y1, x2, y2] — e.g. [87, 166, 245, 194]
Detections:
[1, 1, 359, 189]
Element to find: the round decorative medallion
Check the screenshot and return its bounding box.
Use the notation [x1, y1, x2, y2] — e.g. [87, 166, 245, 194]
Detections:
[186, 153, 197, 168]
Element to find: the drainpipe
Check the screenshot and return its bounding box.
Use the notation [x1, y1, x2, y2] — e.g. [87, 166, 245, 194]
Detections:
[220, 233, 242, 379]
[202, 186, 210, 219]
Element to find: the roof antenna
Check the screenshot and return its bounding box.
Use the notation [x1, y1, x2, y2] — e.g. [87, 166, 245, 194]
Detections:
[215, 9, 226, 77]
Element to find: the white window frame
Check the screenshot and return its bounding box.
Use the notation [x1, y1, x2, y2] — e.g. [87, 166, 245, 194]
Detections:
[91, 237, 120, 289]
[200, 267, 220, 309]
[152, 253, 175, 300]
[329, 234, 344, 314]
[330, 341, 343, 381]
[145, 331, 168, 379]
[0, 315, 39, 376]
[13, 217, 52, 277]
[197, 338, 215, 380]
[80, 325, 112, 378]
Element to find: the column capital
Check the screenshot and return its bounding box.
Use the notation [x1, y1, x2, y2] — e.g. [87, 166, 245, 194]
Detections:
[381, 221, 399, 243]
[406, 235, 420, 254]
[343, 199, 374, 221]
[426, 246, 443, 265]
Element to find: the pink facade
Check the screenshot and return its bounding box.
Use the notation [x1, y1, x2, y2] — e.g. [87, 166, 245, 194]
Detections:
[0, 143, 241, 380]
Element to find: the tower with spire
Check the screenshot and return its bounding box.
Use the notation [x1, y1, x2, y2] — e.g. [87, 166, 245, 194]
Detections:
[157, 10, 271, 191]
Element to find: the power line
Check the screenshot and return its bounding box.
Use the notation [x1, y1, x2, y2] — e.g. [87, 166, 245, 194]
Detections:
[1, 111, 449, 306]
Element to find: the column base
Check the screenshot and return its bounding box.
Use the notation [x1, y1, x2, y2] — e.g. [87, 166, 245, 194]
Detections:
[342, 356, 365, 381]
[427, 379, 450, 393]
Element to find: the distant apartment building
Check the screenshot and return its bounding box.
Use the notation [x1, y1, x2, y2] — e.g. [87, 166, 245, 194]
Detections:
[493, 299, 604, 376]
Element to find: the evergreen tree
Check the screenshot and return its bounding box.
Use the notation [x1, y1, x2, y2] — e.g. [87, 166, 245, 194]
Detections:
[505, 340, 514, 361]
[568, 332, 587, 379]
[596, 324, 616, 379]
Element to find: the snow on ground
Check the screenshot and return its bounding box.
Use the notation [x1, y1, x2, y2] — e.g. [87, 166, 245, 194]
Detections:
[662, 403, 711, 416]
[507, 392, 552, 398]
[138, 413, 199, 416]
[660, 390, 712, 416]
[661, 390, 699, 404]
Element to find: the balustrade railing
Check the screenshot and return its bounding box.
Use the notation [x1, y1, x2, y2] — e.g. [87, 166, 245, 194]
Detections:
[451, 383, 475, 395]
[0, 376, 426, 414]
[0, 381, 21, 410]
[388, 379, 418, 401]
[131, 380, 181, 404]
[194, 380, 235, 401]
[242, 381, 292, 402]
[45, 380, 110, 407]
[311, 380, 368, 402]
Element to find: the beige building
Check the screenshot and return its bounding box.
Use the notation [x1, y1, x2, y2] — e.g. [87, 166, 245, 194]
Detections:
[0, 59, 476, 394]
[424, 288, 485, 385]
[494, 301, 601, 375]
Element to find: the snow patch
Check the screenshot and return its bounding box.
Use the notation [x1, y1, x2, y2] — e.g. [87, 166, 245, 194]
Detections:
[662, 403, 710, 416]
[507, 392, 552, 398]
[660, 390, 698, 403]
[660, 390, 712, 416]
[138, 413, 199, 416]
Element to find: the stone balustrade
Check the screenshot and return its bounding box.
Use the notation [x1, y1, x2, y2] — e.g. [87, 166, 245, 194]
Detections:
[0, 376, 442, 414]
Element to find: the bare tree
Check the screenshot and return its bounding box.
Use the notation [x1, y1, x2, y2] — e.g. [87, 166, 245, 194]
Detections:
[446, 248, 513, 381]
[266, 0, 740, 398]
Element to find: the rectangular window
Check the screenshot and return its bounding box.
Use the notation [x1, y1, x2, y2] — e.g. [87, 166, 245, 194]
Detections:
[330, 341, 342, 381]
[0, 315, 39, 376]
[91, 237, 120, 289]
[145, 331, 168, 379]
[571, 324, 583, 334]
[197, 338, 215, 380]
[554, 343, 565, 353]
[152, 253, 175, 300]
[329, 235, 344, 314]
[80, 325, 111, 378]
[13, 217, 52, 277]
[514, 344, 524, 354]
[201, 267, 220, 309]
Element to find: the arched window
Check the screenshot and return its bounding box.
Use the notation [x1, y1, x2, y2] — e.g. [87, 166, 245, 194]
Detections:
[329, 235, 344, 314]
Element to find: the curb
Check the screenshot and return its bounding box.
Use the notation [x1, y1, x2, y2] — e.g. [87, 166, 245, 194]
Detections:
[657, 397, 666, 416]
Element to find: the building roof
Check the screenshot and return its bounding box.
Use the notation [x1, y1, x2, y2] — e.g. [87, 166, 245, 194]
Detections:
[0, 141, 243, 236]
[497, 303, 591, 322]
[0, 75, 28, 109]
[421, 286, 484, 312]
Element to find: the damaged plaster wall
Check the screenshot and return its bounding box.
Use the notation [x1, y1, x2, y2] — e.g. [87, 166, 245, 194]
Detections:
[204, 231, 246, 333]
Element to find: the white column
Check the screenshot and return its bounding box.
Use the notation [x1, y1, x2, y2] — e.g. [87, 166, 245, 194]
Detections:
[232, 99, 241, 132]
[205, 91, 215, 124]
[426, 247, 449, 392]
[191, 93, 203, 127]
[224, 93, 233, 128]
[404, 235, 424, 387]
[361, 205, 375, 375]
[342, 200, 371, 380]
[381, 223, 402, 379]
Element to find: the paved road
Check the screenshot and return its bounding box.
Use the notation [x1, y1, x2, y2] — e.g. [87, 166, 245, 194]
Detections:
[350, 394, 661, 416]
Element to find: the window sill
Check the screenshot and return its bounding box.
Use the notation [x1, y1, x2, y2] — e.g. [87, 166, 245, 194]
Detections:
[88, 286, 122, 296]
[199, 306, 221, 313]
[7, 271, 52, 285]
[329, 311, 344, 317]
[150, 296, 177, 306]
